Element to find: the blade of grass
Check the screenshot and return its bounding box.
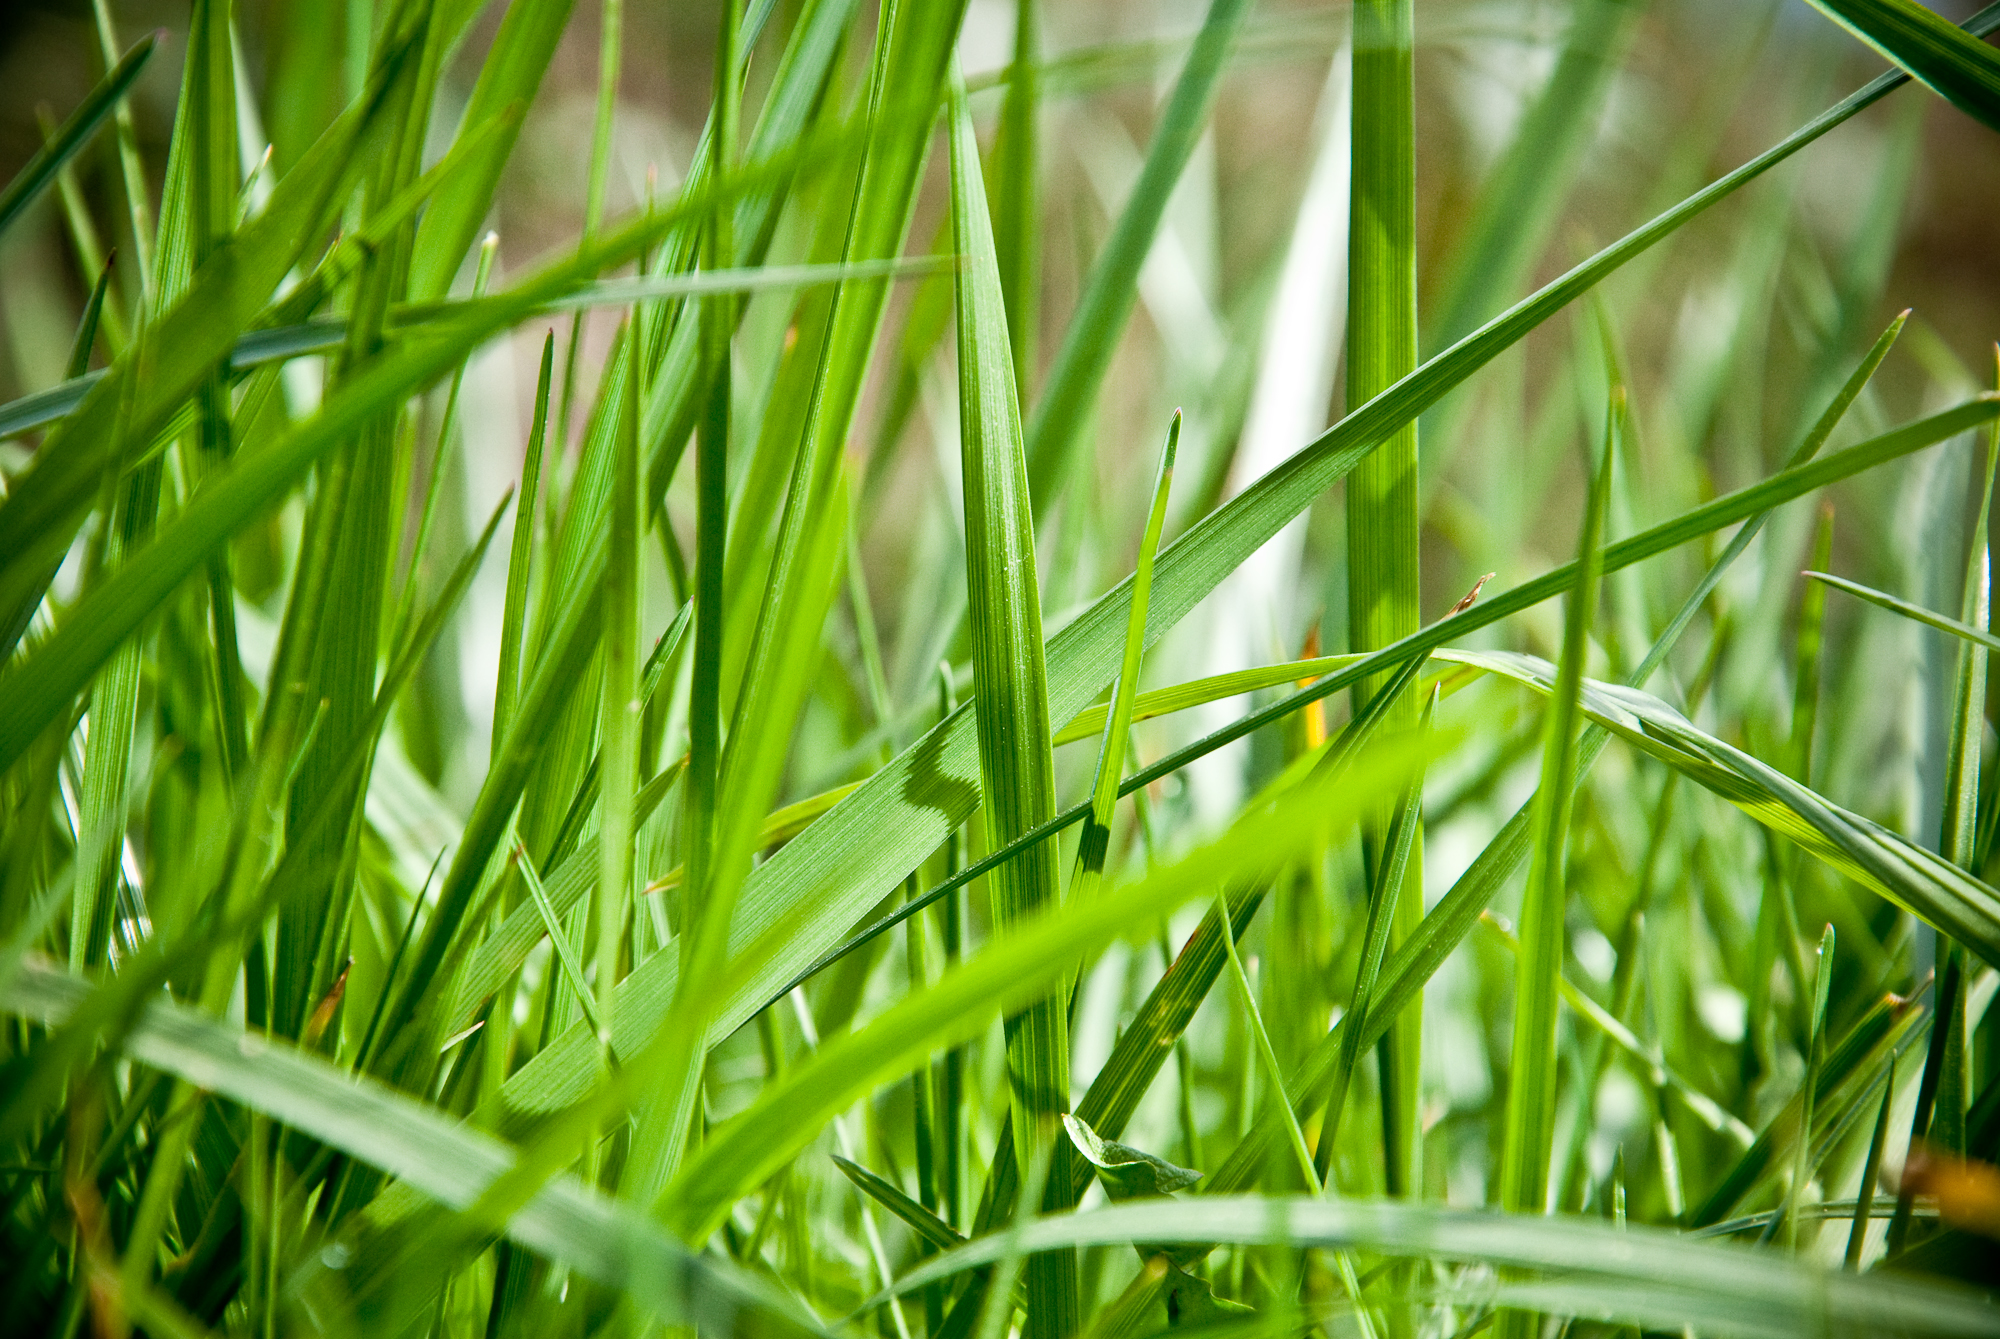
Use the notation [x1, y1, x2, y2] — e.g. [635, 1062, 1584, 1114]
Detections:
[0, 34, 155, 242]
[1779, 924, 1837, 1249]
[1804, 570, 2000, 657]
[1845, 1056, 1897, 1267]
[1494, 391, 1614, 1339]
[1347, 0, 1424, 1203]
[947, 65, 1076, 1339]
[1071, 411, 1179, 904]
[493, 331, 556, 749]
[993, 0, 1039, 403]
[1316, 687, 1434, 1186]
[1023, 0, 1250, 509]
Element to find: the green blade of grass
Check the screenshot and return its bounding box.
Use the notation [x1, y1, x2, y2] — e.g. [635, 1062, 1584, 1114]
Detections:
[493, 332, 556, 749]
[1804, 0, 2000, 133]
[1347, 0, 1425, 1202]
[1317, 687, 1434, 1186]
[1494, 393, 1614, 1339]
[1804, 570, 2000, 657]
[408, 0, 581, 300]
[1778, 924, 1837, 1249]
[947, 65, 1076, 1339]
[0, 33, 155, 242]
[834, 1155, 970, 1254]
[862, 1194, 2000, 1339]
[1453, 646, 2000, 968]
[1070, 411, 1179, 904]
[1022, 0, 1250, 509]
[993, 0, 1039, 402]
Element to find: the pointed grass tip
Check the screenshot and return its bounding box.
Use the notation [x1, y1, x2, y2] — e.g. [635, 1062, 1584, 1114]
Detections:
[1449, 572, 1496, 617]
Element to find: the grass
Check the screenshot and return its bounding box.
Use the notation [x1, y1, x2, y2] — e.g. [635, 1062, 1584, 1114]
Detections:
[3, 2, 2000, 1337]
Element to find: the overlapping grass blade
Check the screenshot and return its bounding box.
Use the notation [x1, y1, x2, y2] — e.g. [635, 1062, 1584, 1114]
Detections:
[1452, 649, 2000, 967]
[0, 961, 817, 1337]
[864, 1196, 2000, 1339]
[946, 65, 1075, 1339]
[1804, 0, 2000, 132]
[660, 748, 1419, 1244]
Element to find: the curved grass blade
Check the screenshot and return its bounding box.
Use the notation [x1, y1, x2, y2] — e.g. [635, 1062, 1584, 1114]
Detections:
[1804, 570, 2000, 657]
[1453, 648, 2000, 969]
[862, 1196, 2000, 1339]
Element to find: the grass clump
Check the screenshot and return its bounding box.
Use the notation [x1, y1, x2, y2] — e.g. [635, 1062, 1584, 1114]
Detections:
[4, 1, 2000, 1336]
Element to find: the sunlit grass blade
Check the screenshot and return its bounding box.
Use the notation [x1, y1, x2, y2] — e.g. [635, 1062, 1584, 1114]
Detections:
[1778, 924, 1837, 1249]
[1493, 393, 1613, 1339]
[494, 331, 556, 748]
[1070, 410, 1178, 903]
[947, 65, 1075, 1339]
[1316, 687, 1433, 1186]
[711, 23, 2000, 1023]
[1453, 647, 2000, 968]
[1804, 0, 2000, 132]
[993, 0, 1039, 400]
[1347, 0, 1424, 1202]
